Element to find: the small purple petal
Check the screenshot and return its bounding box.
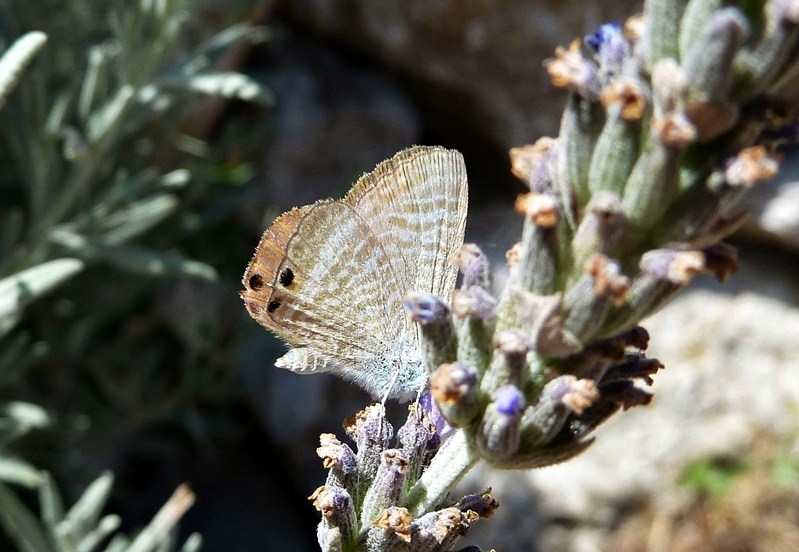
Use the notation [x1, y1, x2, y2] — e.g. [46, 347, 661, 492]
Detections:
[420, 390, 453, 437]
[586, 23, 622, 52]
[493, 385, 524, 416]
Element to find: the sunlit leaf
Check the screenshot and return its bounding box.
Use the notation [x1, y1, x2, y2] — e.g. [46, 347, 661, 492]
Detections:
[50, 231, 217, 281]
[0, 457, 42, 488]
[0, 259, 85, 336]
[0, 481, 51, 552]
[60, 471, 113, 540]
[161, 73, 274, 104]
[0, 31, 48, 110]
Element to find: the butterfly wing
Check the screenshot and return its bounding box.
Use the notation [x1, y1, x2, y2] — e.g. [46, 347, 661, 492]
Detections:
[344, 146, 468, 301]
[241, 146, 468, 398]
[242, 201, 405, 373]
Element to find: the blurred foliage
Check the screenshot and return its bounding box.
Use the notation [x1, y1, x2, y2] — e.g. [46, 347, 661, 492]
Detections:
[680, 457, 749, 499]
[0, 0, 272, 549]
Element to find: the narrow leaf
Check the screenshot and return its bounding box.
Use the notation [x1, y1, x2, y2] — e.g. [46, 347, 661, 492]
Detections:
[60, 472, 114, 540]
[126, 485, 195, 552]
[161, 73, 274, 104]
[37, 472, 65, 535]
[50, 231, 217, 281]
[76, 515, 120, 552]
[0, 481, 51, 552]
[0, 457, 42, 488]
[0, 259, 85, 335]
[0, 31, 48, 109]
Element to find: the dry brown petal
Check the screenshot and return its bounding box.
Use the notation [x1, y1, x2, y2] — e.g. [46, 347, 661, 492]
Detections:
[668, 251, 706, 284]
[506, 242, 524, 267]
[653, 112, 698, 148]
[372, 506, 413, 542]
[430, 363, 474, 405]
[309, 486, 335, 516]
[725, 146, 781, 187]
[601, 78, 648, 120]
[509, 138, 555, 185]
[684, 100, 738, 141]
[624, 14, 645, 41]
[547, 40, 590, 89]
[514, 192, 559, 227]
[562, 378, 600, 415]
[316, 433, 342, 469]
[585, 254, 630, 303]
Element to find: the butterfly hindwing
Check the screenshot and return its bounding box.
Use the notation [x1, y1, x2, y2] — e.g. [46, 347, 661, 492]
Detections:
[241, 146, 469, 398]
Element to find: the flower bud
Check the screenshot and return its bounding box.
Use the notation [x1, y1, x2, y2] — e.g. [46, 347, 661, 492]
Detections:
[310, 486, 356, 550]
[430, 363, 480, 428]
[476, 385, 525, 460]
[405, 292, 457, 372]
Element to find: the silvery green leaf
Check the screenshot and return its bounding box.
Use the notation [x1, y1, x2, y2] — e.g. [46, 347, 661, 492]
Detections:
[679, 0, 723, 61]
[86, 85, 135, 143]
[162, 73, 274, 104]
[644, 0, 689, 69]
[0, 31, 48, 110]
[76, 515, 121, 552]
[89, 170, 170, 215]
[160, 169, 191, 189]
[103, 534, 129, 552]
[78, 46, 107, 119]
[0, 481, 51, 552]
[50, 231, 217, 281]
[38, 472, 65, 532]
[0, 457, 42, 487]
[87, 193, 178, 244]
[0, 259, 85, 336]
[126, 485, 195, 552]
[97, 246, 217, 281]
[178, 534, 201, 552]
[0, 401, 51, 435]
[60, 472, 114, 540]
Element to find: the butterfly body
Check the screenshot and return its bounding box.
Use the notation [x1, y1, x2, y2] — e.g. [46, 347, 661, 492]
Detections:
[241, 146, 468, 399]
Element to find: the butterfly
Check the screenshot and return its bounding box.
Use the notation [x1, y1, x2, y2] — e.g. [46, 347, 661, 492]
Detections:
[241, 146, 468, 400]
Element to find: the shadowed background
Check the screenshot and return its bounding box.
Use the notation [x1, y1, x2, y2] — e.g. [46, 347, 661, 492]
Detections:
[1, 1, 798, 551]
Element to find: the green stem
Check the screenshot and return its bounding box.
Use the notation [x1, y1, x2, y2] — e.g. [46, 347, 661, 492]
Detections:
[402, 429, 480, 517]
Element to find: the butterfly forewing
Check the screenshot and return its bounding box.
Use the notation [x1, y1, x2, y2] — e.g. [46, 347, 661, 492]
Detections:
[242, 145, 469, 399]
[244, 202, 403, 357]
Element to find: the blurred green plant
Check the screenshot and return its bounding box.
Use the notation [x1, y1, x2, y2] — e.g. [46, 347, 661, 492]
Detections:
[0, 0, 271, 548]
[680, 457, 749, 499]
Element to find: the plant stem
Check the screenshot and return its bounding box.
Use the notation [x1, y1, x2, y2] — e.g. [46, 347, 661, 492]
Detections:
[402, 429, 480, 517]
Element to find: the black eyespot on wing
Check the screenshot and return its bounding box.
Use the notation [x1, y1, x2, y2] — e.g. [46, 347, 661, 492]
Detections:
[249, 273, 265, 291]
[279, 267, 295, 287]
[267, 299, 281, 313]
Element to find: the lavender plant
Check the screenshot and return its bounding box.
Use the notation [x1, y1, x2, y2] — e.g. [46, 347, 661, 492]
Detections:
[310, 1, 799, 550]
[0, 1, 270, 549]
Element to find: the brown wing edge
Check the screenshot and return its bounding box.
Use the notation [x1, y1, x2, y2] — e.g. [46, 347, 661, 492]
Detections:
[240, 205, 307, 332]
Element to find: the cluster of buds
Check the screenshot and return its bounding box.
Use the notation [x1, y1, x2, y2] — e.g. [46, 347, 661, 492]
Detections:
[404, 0, 798, 470]
[310, 1, 799, 550]
[312, 402, 498, 552]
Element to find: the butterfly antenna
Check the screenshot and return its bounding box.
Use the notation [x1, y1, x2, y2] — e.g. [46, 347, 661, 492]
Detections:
[381, 368, 400, 407]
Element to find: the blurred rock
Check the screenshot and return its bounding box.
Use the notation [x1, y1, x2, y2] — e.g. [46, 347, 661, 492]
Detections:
[257, 30, 421, 208]
[740, 150, 799, 251]
[275, 0, 640, 151]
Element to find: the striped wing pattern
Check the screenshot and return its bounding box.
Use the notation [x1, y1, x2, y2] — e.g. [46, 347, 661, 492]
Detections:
[241, 146, 468, 398]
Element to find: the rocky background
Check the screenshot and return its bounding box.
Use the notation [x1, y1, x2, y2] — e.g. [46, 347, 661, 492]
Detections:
[5, 1, 798, 551]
